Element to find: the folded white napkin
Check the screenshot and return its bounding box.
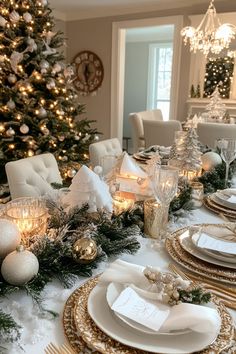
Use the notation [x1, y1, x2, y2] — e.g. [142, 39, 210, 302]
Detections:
[62, 165, 113, 212]
[192, 231, 236, 255]
[119, 153, 147, 179]
[100, 259, 221, 334]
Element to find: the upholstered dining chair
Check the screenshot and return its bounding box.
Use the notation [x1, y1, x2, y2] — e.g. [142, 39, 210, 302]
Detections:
[129, 109, 163, 153]
[197, 122, 236, 149]
[89, 138, 122, 168]
[5, 153, 62, 200]
[143, 120, 182, 147]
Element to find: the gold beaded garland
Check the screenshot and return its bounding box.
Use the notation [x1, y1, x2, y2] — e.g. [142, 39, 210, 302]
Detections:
[72, 238, 97, 264]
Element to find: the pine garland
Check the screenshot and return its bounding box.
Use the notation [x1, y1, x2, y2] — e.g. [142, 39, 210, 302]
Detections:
[0, 310, 21, 349]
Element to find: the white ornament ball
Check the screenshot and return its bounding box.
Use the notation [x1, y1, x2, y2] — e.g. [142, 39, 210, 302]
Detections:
[67, 168, 76, 178]
[7, 99, 16, 110]
[40, 60, 50, 70]
[6, 127, 15, 136]
[23, 12, 32, 23]
[38, 107, 47, 118]
[20, 124, 29, 134]
[1, 246, 39, 286]
[9, 10, 20, 23]
[52, 63, 62, 73]
[8, 74, 17, 84]
[201, 152, 222, 171]
[0, 219, 21, 259]
[0, 15, 6, 27]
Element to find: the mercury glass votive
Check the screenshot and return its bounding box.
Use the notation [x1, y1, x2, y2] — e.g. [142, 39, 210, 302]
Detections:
[144, 198, 163, 239]
[5, 197, 48, 247]
[190, 182, 204, 208]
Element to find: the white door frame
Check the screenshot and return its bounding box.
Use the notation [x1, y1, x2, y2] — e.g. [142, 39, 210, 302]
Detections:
[110, 16, 183, 143]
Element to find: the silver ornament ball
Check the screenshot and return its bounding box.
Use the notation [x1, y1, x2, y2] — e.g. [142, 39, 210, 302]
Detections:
[67, 168, 76, 178]
[8, 74, 17, 84]
[6, 127, 15, 136]
[20, 124, 29, 134]
[7, 99, 16, 110]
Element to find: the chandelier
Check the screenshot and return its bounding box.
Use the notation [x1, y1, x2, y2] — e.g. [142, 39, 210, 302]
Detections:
[181, 0, 236, 56]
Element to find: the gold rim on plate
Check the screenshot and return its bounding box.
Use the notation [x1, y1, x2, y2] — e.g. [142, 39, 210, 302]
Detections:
[203, 196, 236, 220]
[166, 225, 236, 284]
[63, 276, 235, 354]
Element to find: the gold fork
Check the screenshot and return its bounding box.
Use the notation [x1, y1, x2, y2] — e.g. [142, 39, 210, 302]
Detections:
[45, 342, 75, 354]
[168, 263, 236, 310]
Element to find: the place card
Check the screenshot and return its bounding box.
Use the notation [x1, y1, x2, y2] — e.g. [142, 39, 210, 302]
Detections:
[193, 232, 236, 255]
[111, 287, 170, 331]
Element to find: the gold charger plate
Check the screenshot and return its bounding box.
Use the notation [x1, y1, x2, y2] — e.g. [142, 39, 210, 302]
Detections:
[67, 276, 235, 354]
[166, 226, 236, 285]
[204, 196, 236, 220]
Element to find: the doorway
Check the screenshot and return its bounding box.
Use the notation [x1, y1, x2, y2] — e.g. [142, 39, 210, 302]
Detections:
[110, 16, 183, 145]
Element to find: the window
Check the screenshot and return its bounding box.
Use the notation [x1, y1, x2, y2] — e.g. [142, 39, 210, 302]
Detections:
[147, 43, 173, 120]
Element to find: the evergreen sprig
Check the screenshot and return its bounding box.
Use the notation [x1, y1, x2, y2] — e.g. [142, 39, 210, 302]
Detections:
[0, 309, 21, 346]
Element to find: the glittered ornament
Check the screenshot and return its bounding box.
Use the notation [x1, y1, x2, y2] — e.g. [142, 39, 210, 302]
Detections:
[67, 168, 76, 178]
[8, 74, 17, 84]
[6, 127, 15, 137]
[20, 124, 29, 134]
[1, 245, 39, 286]
[0, 219, 21, 259]
[0, 15, 6, 27]
[38, 107, 47, 118]
[72, 238, 97, 264]
[52, 63, 62, 74]
[9, 10, 20, 23]
[201, 152, 222, 171]
[23, 12, 32, 23]
[46, 78, 55, 89]
[7, 99, 16, 110]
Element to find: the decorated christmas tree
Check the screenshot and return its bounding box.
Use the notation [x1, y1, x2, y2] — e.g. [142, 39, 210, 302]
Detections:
[0, 0, 99, 183]
[205, 86, 226, 121]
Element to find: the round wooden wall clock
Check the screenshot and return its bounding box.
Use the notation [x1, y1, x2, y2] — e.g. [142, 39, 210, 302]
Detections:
[72, 50, 104, 95]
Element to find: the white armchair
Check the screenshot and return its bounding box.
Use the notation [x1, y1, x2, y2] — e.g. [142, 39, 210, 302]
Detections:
[143, 120, 182, 147]
[129, 109, 163, 153]
[5, 153, 62, 200]
[89, 138, 122, 168]
[197, 122, 236, 149]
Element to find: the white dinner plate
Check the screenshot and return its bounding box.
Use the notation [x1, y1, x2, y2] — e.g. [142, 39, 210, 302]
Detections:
[178, 230, 236, 268]
[190, 229, 236, 263]
[106, 282, 190, 336]
[212, 191, 236, 211]
[87, 284, 219, 354]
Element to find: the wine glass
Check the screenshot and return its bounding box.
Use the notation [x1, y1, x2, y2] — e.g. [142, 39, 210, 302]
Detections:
[150, 166, 179, 238]
[218, 139, 236, 188]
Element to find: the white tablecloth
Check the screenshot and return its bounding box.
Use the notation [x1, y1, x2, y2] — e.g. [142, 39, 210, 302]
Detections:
[3, 206, 236, 354]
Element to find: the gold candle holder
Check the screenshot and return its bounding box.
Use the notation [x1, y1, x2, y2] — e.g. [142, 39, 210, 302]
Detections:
[144, 198, 163, 239]
[190, 182, 204, 208]
[5, 197, 48, 247]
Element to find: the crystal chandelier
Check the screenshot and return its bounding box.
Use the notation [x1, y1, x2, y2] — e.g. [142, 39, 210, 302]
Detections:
[181, 0, 236, 56]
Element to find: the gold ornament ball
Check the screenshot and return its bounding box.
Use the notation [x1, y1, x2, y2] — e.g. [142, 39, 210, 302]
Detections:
[72, 238, 97, 264]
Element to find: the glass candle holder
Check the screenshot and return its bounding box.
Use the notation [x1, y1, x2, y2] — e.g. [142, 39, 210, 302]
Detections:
[144, 198, 163, 239]
[190, 182, 204, 208]
[5, 197, 48, 247]
[113, 191, 135, 215]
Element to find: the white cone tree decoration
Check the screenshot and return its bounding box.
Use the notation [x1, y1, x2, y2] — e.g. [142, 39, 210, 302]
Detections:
[205, 87, 226, 121]
[62, 165, 113, 213]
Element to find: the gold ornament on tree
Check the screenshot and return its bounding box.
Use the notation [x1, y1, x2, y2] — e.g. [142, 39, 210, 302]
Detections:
[72, 238, 97, 264]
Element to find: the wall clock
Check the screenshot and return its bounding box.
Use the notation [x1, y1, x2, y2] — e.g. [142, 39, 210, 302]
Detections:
[72, 50, 104, 95]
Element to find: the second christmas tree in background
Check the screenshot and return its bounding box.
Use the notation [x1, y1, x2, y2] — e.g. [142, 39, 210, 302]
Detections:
[0, 0, 99, 183]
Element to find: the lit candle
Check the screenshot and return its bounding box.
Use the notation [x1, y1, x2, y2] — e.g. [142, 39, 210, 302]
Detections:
[113, 191, 135, 215]
[5, 197, 48, 247]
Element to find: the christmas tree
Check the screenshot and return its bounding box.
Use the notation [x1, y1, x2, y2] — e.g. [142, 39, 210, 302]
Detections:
[0, 0, 99, 183]
[205, 86, 226, 121]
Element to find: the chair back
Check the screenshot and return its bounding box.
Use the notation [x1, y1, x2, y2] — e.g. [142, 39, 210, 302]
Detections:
[197, 122, 236, 149]
[143, 120, 182, 147]
[89, 138, 122, 168]
[5, 153, 62, 199]
[129, 109, 163, 152]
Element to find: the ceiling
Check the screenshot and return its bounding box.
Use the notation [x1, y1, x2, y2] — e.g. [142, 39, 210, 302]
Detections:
[50, 0, 220, 21]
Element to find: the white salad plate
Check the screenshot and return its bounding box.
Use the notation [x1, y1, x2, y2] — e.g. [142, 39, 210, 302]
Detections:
[212, 191, 236, 211]
[179, 230, 236, 268]
[106, 282, 190, 336]
[87, 283, 219, 354]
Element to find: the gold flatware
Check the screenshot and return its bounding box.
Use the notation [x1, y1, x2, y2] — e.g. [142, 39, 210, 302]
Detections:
[45, 342, 75, 354]
[169, 263, 236, 309]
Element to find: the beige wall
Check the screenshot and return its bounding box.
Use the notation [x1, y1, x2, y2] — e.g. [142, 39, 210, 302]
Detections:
[64, 1, 236, 139]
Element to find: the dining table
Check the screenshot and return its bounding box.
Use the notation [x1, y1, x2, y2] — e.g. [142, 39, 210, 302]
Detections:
[3, 204, 236, 354]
